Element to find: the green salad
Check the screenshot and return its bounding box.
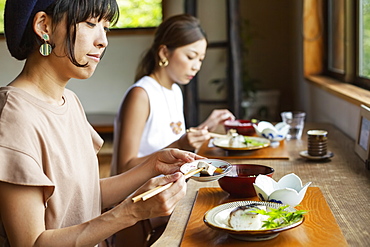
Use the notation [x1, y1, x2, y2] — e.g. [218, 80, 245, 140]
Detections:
[244, 137, 268, 146]
[251, 205, 307, 229]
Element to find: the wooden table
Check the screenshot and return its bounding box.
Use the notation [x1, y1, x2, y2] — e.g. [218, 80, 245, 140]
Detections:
[181, 187, 346, 246]
[152, 123, 370, 246]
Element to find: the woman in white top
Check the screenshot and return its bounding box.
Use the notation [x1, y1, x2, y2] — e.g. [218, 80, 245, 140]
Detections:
[112, 14, 235, 175]
[0, 1, 202, 246]
[111, 14, 234, 246]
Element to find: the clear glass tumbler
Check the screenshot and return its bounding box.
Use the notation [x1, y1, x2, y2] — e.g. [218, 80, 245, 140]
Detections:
[281, 111, 306, 140]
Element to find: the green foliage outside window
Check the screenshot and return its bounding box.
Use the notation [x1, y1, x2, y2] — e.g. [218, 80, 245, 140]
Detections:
[0, 0, 4, 33]
[362, 0, 370, 78]
[115, 0, 162, 29]
[0, 0, 162, 33]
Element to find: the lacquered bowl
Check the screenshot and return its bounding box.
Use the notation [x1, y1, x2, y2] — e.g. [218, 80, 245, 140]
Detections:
[218, 164, 274, 198]
[224, 119, 255, 136]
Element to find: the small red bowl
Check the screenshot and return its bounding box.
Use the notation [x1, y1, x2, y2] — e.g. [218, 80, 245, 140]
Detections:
[218, 164, 274, 198]
[224, 119, 255, 136]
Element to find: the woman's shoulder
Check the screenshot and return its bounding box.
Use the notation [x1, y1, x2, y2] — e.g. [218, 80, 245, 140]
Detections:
[126, 76, 160, 98]
[0, 86, 38, 113]
[134, 76, 158, 89]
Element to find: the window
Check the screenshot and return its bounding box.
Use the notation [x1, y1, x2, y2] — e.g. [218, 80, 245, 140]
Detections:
[326, 0, 370, 89]
[358, 0, 370, 80]
[327, 0, 345, 75]
[115, 0, 162, 29]
[0, 0, 162, 34]
[0, 0, 4, 34]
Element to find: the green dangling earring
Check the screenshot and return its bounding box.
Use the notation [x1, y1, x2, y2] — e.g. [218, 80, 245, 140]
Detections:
[39, 33, 52, 56]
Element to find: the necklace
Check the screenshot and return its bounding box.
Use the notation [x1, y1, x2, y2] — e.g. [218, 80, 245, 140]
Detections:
[152, 75, 183, 135]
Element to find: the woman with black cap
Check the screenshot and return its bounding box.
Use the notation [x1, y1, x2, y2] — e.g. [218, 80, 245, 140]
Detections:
[0, 0, 203, 246]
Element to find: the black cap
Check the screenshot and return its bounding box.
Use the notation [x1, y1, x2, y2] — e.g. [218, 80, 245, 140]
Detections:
[4, 0, 56, 60]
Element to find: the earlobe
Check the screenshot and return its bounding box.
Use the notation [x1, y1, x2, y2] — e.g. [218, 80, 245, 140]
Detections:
[33, 12, 52, 56]
[158, 45, 169, 61]
[33, 11, 51, 41]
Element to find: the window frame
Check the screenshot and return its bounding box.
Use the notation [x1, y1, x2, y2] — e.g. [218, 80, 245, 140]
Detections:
[324, 0, 346, 82]
[354, 0, 370, 89]
[325, 0, 370, 90]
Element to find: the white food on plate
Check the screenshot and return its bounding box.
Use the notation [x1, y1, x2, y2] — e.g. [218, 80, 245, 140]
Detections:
[197, 161, 217, 176]
[228, 134, 245, 147]
[228, 205, 268, 230]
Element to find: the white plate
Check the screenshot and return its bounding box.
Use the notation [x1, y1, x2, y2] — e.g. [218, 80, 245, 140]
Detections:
[299, 150, 334, 160]
[213, 136, 270, 151]
[203, 201, 304, 241]
[180, 159, 232, 182]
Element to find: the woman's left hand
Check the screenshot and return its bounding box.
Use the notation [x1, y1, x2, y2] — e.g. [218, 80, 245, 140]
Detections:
[147, 148, 205, 175]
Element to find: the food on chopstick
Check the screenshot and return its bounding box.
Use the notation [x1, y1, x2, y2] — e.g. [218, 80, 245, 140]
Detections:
[196, 161, 225, 176]
[197, 161, 217, 176]
[132, 167, 204, 203]
[228, 204, 307, 230]
[180, 160, 229, 179]
[185, 160, 223, 176]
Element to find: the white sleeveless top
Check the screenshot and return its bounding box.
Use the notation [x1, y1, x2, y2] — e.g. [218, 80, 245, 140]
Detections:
[125, 76, 186, 157]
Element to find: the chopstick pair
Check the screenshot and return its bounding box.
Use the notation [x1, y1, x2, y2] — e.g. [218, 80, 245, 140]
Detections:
[132, 167, 203, 203]
[186, 129, 226, 139]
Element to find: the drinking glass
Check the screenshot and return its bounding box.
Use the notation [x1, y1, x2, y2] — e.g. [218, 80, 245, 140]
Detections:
[281, 111, 306, 140]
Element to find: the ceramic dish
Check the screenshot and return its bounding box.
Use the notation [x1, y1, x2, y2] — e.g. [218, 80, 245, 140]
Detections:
[203, 201, 304, 241]
[213, 136, 270, 151]
[180, 159, 232, 182]
[253, 173, 311, 207]
[299, 150, 334, 160]
[253, 121, 290, 142]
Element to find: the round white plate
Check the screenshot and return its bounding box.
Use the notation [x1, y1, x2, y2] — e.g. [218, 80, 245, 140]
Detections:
[203, 201, 304, 241]
[299, 150, 334, 160]
[180, 159, 232, 182]
[213, 136, 270, 151]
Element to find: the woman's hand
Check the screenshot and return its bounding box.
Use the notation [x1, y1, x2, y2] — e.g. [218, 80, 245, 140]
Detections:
[125, 172, 187, 220]
[198, 109, 235, 132]
[145, 148, 204, 175]
[182, 127, 210, 151]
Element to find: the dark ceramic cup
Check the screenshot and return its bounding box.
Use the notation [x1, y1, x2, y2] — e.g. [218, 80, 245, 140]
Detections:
[307, 130, 328, 156]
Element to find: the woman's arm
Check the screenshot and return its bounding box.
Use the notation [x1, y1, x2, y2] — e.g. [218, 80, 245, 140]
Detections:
[102, 148, 202, 208]
[167, 109, 235, 151]
[112, 87, 150, 174]
[0, 171, 187, 246]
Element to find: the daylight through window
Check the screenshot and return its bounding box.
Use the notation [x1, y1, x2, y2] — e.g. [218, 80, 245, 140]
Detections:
[359, 0, 370, 79]
[0, 0, 162, 34]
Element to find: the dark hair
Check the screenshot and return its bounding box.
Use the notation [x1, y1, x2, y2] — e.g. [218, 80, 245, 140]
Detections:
[20, 0, 119, 66]
[134, 14, 207, 81]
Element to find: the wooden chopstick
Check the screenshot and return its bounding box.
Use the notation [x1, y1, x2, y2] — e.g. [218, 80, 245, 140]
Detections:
[186, 129, 226, 139]
[132, 167, 204, 203]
